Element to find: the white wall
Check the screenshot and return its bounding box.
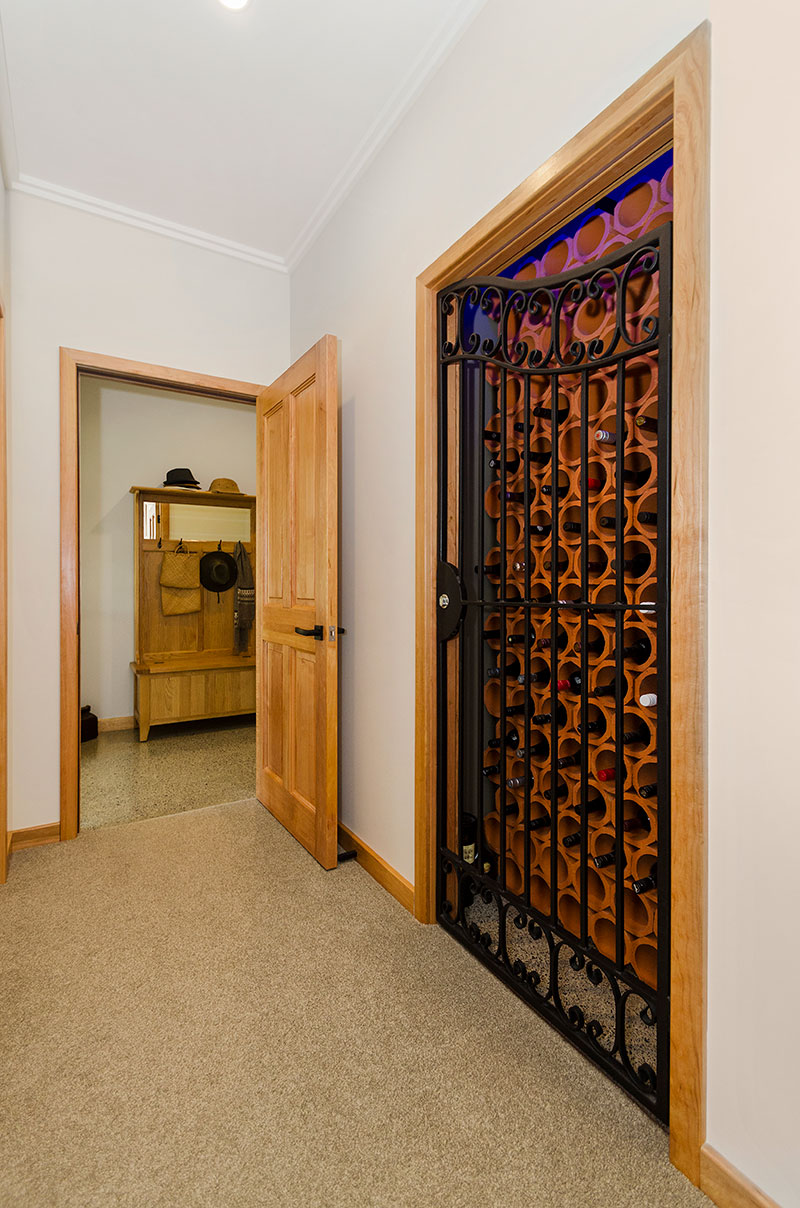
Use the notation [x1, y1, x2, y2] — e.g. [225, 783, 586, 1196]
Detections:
[291, 2, 800, 1204]
[7, 191, 289, 830]
[705, 3, 800, 1205]
[79, 379, 256, 720]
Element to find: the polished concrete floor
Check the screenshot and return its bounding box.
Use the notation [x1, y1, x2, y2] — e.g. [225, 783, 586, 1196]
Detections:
[80, 716, 256, 829]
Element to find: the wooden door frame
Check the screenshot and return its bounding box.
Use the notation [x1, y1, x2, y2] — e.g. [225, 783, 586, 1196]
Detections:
[0, 308, 7, 885]
[60, 348, 266, 841]
[414, 25, 709, 1186]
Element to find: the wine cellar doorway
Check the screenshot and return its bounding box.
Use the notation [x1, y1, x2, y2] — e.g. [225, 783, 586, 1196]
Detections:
[415, 26, 709, 1183]
[436, 195, 672, 1118]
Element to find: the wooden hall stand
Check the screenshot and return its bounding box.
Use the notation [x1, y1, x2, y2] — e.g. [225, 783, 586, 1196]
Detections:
[130, 485, 256, 741]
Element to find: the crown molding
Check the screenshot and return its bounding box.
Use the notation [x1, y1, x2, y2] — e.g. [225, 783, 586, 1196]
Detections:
[11, 175, 288, 274]
[285, 0, 488, 271]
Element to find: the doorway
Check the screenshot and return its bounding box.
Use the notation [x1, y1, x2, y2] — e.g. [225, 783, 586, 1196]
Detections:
[60, 350, 265, 839]
[78, 373, 260, 830]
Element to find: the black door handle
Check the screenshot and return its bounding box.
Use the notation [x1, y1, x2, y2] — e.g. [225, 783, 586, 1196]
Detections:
[295, 625, 324, 639]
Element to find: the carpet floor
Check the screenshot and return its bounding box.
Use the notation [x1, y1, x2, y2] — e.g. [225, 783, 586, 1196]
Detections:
[0, 801, 710, 1208]
[80, 717, 256, 829]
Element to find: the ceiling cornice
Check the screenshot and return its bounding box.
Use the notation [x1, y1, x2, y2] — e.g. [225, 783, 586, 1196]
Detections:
[284, 0, 487, 271]
[10, 175, 288, 273]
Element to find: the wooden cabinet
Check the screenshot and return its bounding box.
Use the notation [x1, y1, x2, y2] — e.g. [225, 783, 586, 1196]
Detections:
[130, 486, 256, 740]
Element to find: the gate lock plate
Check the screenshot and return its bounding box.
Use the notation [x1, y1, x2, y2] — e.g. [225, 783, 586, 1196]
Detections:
[437, 561, 464, 642]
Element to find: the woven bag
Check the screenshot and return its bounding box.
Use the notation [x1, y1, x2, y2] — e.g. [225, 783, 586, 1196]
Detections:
[161, 584, 202, 616]
[160, 550, 200, 589]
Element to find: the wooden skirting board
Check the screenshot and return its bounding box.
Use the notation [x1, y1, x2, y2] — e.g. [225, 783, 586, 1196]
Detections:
[700, 1146, 783, 1208]
[98, 715, 135, 732]
[8, 822, 61, 854]
[338, 822, 414, 915]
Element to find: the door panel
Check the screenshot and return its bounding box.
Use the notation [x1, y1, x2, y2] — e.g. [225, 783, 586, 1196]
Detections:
[256, 335, 339, 869]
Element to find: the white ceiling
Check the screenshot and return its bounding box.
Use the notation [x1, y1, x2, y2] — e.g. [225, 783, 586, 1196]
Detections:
[0, 0, 485, 268]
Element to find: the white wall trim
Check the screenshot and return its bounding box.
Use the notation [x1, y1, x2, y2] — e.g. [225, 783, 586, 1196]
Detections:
[11, 175, 289, 274]
[0, 9, 20, 187]
[284, 0, 488, 271]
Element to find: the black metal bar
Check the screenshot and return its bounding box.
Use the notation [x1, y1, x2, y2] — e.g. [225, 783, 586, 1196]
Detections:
[580, 367, 589, 947]
[522, 372, 532, 907]
[549, 371, 559, 924]
[615, 358, 625, 971]
[499, 367, 508, 891]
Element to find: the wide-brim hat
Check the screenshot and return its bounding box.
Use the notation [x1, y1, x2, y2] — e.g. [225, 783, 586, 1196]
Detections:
[164, 467, 200, 489]
[199, 551, 238, 593]
[209, 478, 241, 494]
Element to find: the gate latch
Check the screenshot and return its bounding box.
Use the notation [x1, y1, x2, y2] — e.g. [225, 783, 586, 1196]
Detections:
[437, 561, 464, 642]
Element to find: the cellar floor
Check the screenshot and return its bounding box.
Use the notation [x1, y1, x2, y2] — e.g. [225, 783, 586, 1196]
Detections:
[0, 800, 711, 1208]
[80, 715, 256, 829]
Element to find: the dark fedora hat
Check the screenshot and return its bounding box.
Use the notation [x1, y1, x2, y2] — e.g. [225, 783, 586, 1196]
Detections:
[164, 467, 200, 489]
[199, 551, 238, 593]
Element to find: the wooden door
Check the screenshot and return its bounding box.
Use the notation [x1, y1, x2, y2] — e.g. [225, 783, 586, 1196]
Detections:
[256, 335, 339, 869]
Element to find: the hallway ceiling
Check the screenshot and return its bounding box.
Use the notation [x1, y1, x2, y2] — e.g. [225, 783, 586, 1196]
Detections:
[0, 0, 485, 268]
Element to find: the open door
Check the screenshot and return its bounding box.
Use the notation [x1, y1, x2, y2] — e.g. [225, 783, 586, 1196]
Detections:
[256, 335, 339, 869]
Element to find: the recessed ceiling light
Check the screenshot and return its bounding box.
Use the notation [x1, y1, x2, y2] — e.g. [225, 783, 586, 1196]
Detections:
[219, 0, 250, 9]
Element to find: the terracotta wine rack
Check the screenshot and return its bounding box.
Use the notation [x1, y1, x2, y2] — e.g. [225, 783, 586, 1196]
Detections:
[435, 152, 673, 1122]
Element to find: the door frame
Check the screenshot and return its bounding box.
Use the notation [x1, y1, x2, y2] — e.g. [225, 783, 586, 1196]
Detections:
[59, 348, 266, 841]
[414, 25, 709, 1185]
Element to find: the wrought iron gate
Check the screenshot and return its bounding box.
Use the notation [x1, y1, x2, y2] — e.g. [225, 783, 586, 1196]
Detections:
[436, 225, 672, 1120]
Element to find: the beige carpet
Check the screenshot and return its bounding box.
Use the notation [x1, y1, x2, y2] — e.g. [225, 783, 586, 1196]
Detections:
[0, 801, 710, 1208]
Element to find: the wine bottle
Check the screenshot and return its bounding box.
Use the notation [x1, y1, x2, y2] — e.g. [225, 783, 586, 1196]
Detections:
[622, 466, 651, 487]
[543, 558, 569, 572]
[578, 718, 605, 736]
[597, 767, 615, 782]
[488, 455, 521, 473]
[531, 705, 567, 727]
[504, 490, 527, 503]
[586, 559, 607, 573]
[616, 638, 651, 663]
[622, 808, 651, 834]
[612, 553, 651, 576]
[508, 628, 536, 646]
[487, 659, 521, 679]
[506, 775, 532, 789]
[576, 637, 603, 654]
[632, 866, 657, 894]
[514, 740, 549, 759]
[483, 428, 501, 443]
[639, 693, 657, 707]
[483, 562, 500, 577]
[638, 782, 657, 798]
[543, 783, 568, 800]
[598, 515, 618, 530]
[638, 510, 658, 525]
[482, 763, 501, 777]
[511, 559, 526, 572]
[634, 415, 658, 434]
[541, 482, 568, 497]
[593, 678, 618, 698]
[562, 830, 582, 848]
[505, 700, 534, 717]
[556, 673, 582, 693]
[483, 626, 501, 641]
[488, 730, 520, 750]
[574, 797, 605, 817]
[528, 814, 551, 831]
[593, 848, 622, 869]
[537, 633, 567, 651]
[595, 429, 623, 446]
[532, 402, 569, 423]
[586, 476, 603, 490]
[622, 727, 649, 745]
[461, 814, 478, 864]
[531, 523, 552, 536]
[517, 670, 549, 685]
[557, 752, 581, 769]
[562, 520, 582, 534]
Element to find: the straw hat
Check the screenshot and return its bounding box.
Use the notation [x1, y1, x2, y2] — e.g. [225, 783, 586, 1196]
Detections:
[209, 477, 241, 494]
